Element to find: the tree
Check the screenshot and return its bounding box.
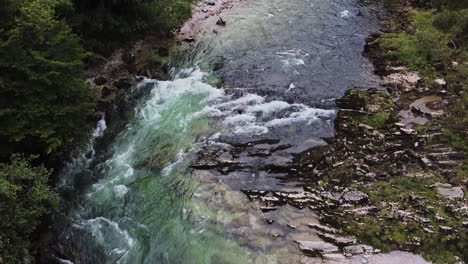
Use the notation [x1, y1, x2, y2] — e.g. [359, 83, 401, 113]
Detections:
[0, 155, 58, 263]
[0, 0, 95, 156]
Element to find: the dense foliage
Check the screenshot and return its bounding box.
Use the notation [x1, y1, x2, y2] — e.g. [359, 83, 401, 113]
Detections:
[0, 0, 191, 262]
[68, 0, 192, 55]
[0, 155, 58, 264]
[0, 0, 94, 156]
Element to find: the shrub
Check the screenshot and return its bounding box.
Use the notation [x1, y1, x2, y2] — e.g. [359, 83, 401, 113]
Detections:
[0, 155, 58, 264]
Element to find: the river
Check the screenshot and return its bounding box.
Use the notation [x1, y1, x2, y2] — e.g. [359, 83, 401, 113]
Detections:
[52, 0, 382, 263]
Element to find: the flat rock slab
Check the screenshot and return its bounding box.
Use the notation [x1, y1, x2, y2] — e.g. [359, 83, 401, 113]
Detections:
[437, 186, 464, 200]
[350, 251, 431, 264]
[295, 240, 339, 257]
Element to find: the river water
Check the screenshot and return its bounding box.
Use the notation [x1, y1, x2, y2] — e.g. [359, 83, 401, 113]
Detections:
[53, 0, 381, 263]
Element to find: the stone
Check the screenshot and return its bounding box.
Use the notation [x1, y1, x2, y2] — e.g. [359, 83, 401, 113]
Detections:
[434, 79, 446, 86]
[411, 237, 422, 246]
[343, 245, 374, 257]
[439, 226, 454, 234]
[216, 17, 226, 26]
[323, 253, 347, 261]
[359, 123, 374, 131]
[295, 240, 339, 257]
[437, 186, 464, 200]
[318, 232, 357, 246]
[342, 191, 368, 204]
[94, 76, 107, 86]
[308, 223, 338, 234]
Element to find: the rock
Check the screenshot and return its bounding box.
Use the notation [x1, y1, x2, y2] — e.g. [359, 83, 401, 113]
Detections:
[323, 253, 347, 261]
[183, 37, 196, 42]
[318, 232, 357, 246]
[295, 240, 339, 257]
[400, 127, 416, 135]
[94, 76, 107, 86]
[359, 123, 374, 131]
[420, 157, 432, 167]
[113, 77, 133, 90]
[461, 221, 468, 228]
[423, 228, 435, 234]
[366, 104, 381, 113]
[434, 79, 446, 86]
[411, 237, 422, 246]
[216, 17, 226, 26]
[308, 223, 338, 234]
[342, 191, 368, 204]
[101, 86, 113, 98]
[343, 245, 374, 257]
[437, 186, 464, 200]
[439, 225, 454, 234]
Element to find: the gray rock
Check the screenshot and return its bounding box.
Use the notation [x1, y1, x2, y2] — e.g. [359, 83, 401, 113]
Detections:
[437, 186, 464, 200]
[343, 245, 374, 257]
[342, 191, 369, 204]
[308, 223, 338, 234]
[295, 240, 339, 257]
[318, 232, 357, 246]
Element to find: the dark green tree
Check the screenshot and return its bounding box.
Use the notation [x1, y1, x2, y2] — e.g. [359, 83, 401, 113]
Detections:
[0, 0, 95, 156]
[0, 155, 58, 263]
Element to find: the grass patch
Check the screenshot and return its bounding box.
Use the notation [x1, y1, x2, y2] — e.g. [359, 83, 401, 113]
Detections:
[338, 176, 467, 263]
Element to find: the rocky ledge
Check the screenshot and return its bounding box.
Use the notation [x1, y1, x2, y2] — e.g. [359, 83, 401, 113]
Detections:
[191, 65, 466, 263]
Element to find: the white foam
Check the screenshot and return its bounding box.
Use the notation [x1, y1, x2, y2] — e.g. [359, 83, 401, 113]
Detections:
[287, 83, 296, 92]
[81, 217, 135, 248]
[233, 125, 269, 135]
[265, 107, 334, 127]
[216, 93, 264, 109]
[246, 101, 291, 116]
[93, 117, 107, 138]
[340, 10, 351, 18]
[114, 185, 129, 198]
[224, 114, 257, 126]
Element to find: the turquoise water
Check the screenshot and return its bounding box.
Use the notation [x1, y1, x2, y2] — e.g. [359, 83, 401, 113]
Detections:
[54, 0, 381, 262]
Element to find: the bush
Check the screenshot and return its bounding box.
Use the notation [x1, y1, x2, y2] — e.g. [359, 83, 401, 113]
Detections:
[0, 155, 58, 264]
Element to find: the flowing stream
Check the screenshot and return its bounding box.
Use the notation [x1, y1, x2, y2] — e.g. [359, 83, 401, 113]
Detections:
[53, 0, 382, 263]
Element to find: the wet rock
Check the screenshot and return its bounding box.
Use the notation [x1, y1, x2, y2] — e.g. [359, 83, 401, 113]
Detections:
[295, 240, 339, 257]
[437, 186, 464, 200]
[113, 77, 133, 90]
[342, 191, 368, 204]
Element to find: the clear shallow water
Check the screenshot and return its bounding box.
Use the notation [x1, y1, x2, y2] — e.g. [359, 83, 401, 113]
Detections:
[53, 0, 381, 263]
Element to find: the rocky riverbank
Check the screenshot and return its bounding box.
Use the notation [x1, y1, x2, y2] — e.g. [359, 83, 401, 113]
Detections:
[189, 1, 467, 263]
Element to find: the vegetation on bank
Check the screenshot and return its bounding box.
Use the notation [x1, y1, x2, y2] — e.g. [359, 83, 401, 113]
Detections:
[336, 0, 468, 263]
[0, 155, 58, 263]
[0, 0, 192, 262]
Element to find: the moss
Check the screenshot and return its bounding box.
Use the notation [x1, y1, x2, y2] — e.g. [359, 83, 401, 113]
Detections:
[336, 176, 467, 263]
[339, 89, 399, 131]
[443, 129, 468, 155]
